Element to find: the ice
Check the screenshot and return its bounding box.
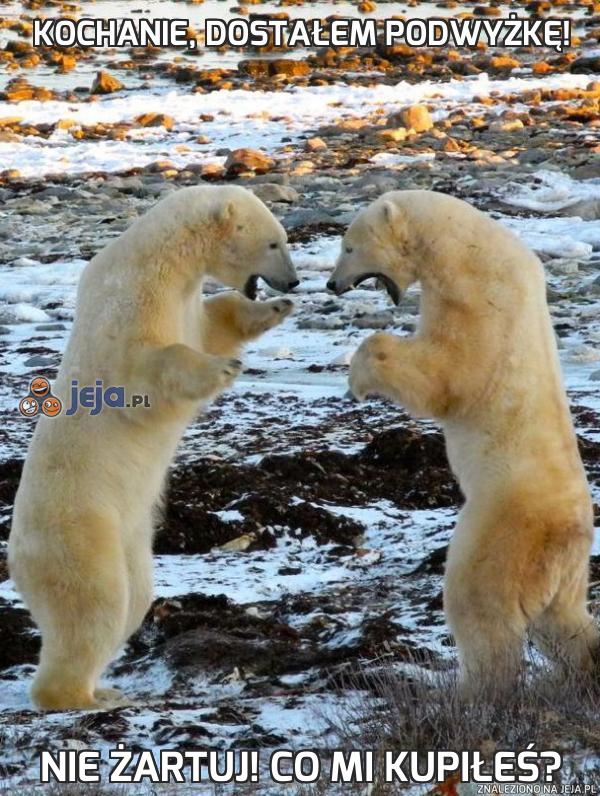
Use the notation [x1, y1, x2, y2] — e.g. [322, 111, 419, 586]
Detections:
[10, 303, 51, 322]
[502, 170, 600, 213]
[500, 214, 600, 260]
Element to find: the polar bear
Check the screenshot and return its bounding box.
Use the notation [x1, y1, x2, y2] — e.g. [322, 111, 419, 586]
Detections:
[9, 185, 298, 710]
[328, 190, 597, 696]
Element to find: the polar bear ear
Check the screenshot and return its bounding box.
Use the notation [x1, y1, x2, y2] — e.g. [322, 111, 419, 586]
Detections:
[214, 201, 236, 224]
[381, 200, 398, 226]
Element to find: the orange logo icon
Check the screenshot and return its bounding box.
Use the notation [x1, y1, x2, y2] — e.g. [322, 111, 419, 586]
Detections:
[19, 397, 39, 417]
[19, 376, 62, 419]
[42, 396, 62, 417]
[30, 377, 50, 399]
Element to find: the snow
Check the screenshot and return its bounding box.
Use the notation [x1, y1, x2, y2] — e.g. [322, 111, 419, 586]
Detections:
[0, 73, 593, 179]
[501, 170, 600, 213]
[500, 214, 599, 260]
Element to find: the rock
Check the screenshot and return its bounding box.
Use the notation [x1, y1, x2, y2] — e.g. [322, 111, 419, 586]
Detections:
[257, 346, 294, 359]
[589, 370, 600, 382]
[35, 323, 66, 332]
[353, 312, 394, 329]
[239, 59, 310, 78]
[225, 148, 275, 175]
[298, 316, 347, 331]
[143, 160, 177, 173]
[353, 173, 399, 195]
[331, 350, 355, 366]
[532, 61, 552, 75]
[0, 78, 53, 102]
[218, 534, 256, 552]
[135, 113, 175, 130]
[90, 71, 124, 95]
[562, 199, 600, 220]
[570, 57, 600, 75]
[518, 148, 548, 165]
[304, 137, 327, 152]
[489, 119, 524, 133]
[0, 116, 23, 128]
[251, 184, 299, 203]
[282, 207, 336, 229]
[238, 60, 270, 78]
[487, 55, 520, 72]
[24, 355, 56, 368]
[376, 127, 407, 142]
[474, 4, 501, 14]
[396, 105, 433, 133]
[570, 162, 600, 180]
[0, 169, 21, 181]
[566, 345, 600, 363]
[269, 59, 311, 77]
[56, 118, 78, 130]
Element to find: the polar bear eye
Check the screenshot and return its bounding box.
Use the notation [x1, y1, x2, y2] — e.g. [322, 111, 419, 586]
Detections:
[269, 242, 278, 250]
[346, 246, 354, 254]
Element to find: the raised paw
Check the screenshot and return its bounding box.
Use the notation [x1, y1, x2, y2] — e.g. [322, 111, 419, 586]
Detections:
[215, 356, 243, 389]
[247, 297, 294, 336]
[270, 298, 294, 317]
[348, 333, 391, 401]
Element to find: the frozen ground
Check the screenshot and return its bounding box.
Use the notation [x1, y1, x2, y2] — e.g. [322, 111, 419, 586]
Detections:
[0, 165, 599, 791]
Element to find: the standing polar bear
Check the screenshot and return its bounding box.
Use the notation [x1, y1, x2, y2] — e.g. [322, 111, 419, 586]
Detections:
[328, 190, 597, 695]
[9, 185, 298, 710]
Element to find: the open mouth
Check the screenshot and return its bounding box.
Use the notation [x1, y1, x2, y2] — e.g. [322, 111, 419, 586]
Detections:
[32, 387, 47, 396]
[244, 276, 259, 300]
[244, 275, 293, 300]
[352, 273, 401, 305]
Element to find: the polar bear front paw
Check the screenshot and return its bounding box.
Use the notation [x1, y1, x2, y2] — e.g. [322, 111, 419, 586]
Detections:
[246, 297, 294, 336]
[214, 356, 243, 386]
[270, 297, 294, 316]
[348, 333, 390, 401]
[211, 356, 244, 392]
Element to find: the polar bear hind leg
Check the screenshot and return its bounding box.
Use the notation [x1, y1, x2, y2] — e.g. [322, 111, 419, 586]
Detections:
[530, 571, 600, 675]
[22, 517, 129, 711]
[123, 538, 154, 642]
[444, 564, 528, 698]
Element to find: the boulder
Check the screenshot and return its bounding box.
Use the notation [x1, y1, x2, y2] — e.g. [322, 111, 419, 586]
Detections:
[135, 113, 175, 130]
[91, 70, 124, 95]
[225, 148, 275, 175]
[251, 183, 299, 203]
[394, 105, 433, 133]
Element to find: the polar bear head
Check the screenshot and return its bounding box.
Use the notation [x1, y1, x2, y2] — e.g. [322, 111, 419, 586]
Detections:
[204, 186, 298, 299]
[327, 192, 420, 305]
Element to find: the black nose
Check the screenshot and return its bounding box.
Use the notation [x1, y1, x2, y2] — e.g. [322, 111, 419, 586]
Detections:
[288, 279, 299, 290]
[326, 279, 337, 292]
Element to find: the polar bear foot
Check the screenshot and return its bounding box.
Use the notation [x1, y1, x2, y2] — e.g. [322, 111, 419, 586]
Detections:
[31, 682, 103, 712]
[32, 683, 131, 712]
[94, 686, 125, 702]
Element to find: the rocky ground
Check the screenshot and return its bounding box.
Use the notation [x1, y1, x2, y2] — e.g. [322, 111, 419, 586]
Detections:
[1, 0, 600, 793]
